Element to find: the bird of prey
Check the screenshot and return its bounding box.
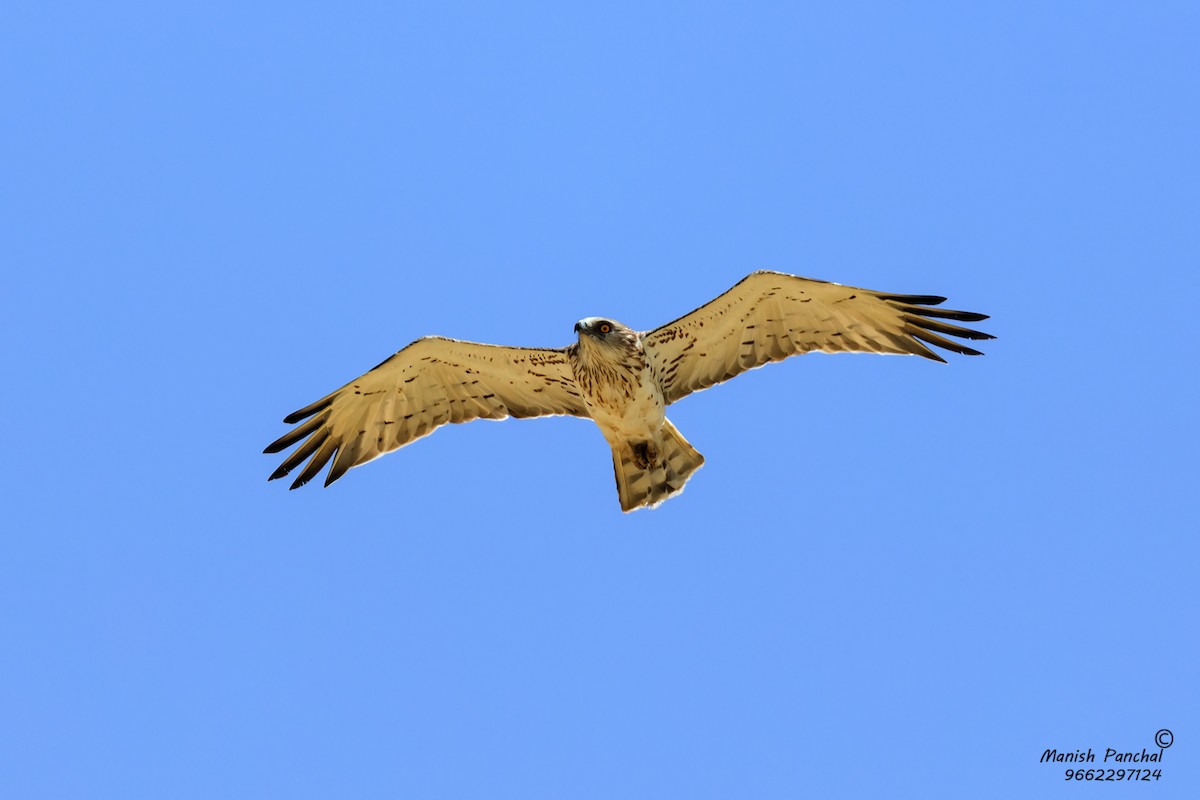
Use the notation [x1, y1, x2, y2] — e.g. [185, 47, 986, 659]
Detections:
[265, 271, 992, 511]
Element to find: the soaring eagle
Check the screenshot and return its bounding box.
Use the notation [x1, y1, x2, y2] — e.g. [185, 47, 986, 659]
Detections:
[265, 271, 992, 511]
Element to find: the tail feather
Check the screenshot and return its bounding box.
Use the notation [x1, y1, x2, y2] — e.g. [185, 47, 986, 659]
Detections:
[611, 419, 705, 512]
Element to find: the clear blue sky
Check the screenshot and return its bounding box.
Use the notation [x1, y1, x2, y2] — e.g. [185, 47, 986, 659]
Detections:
[2, 2, 1196, 797]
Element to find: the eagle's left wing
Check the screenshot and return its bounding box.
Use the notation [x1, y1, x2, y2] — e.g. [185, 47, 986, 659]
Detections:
[265, 337, 588, 489]
[643, 270, 993, 405]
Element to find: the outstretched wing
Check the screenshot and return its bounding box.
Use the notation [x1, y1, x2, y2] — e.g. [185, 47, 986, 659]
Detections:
[265, 337, 587, 489]
[643, 270, 994, 404]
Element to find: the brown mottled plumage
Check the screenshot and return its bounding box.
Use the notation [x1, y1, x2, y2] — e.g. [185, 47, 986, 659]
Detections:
[265, 271, 993, 511]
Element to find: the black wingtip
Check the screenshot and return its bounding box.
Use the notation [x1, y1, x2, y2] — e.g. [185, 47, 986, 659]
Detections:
[880, 293, 948, 306]
[283, 396, 335, 425]
[264, 413, 328, 455]
[904, 313, 996, 344]
[909, 326, 989, 358]
[910, 307, 990, 323]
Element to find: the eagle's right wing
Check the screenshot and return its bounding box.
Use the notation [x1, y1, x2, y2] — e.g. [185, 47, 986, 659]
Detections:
[265, 337, 588, 489]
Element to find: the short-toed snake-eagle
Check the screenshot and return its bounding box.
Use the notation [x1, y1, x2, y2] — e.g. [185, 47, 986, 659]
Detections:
[266, 271, 992, 511]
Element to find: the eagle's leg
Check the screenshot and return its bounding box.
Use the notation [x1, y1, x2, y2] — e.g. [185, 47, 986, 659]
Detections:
[631, 441, 659, 470]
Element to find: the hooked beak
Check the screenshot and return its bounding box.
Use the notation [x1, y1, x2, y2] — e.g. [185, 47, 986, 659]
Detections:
[574, 321, 584, 334]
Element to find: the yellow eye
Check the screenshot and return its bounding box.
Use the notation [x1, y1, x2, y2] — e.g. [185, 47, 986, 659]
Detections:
[599, 323, 612, 333]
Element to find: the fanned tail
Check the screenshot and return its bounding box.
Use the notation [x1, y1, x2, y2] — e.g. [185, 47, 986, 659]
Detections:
[611, 419, 705, 512]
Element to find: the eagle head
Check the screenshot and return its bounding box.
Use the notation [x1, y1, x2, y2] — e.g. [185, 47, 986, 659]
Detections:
[574, 317, 635, 343]
[573, 318, 642, 362]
